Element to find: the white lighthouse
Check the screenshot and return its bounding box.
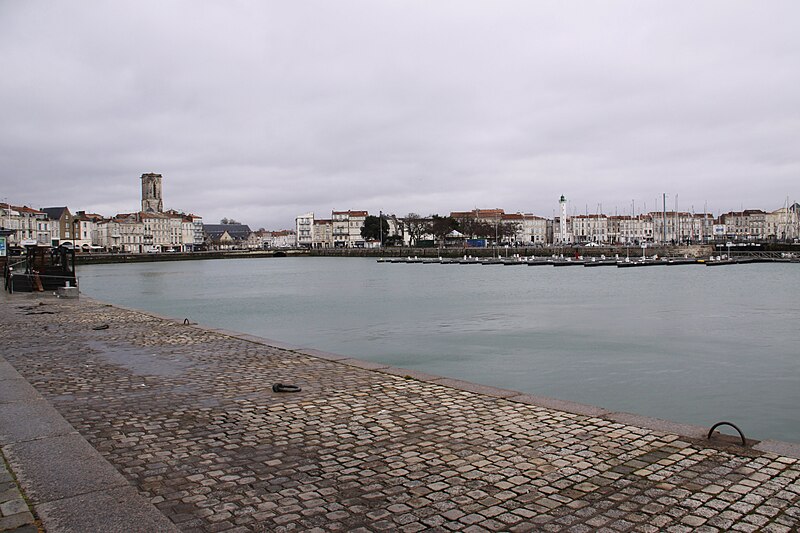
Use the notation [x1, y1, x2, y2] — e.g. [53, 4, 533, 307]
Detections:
[559, 195, 570, 244]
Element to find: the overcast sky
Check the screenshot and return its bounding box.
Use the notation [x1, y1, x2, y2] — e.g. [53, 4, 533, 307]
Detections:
[2, 1, 799, 229]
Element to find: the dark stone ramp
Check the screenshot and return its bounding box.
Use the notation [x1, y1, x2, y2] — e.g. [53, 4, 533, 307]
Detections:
[0, 295, 798, 532]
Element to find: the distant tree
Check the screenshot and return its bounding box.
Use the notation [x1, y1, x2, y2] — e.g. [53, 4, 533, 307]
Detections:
[361, 215, 390, 243]
[498, 221, 522, 243]
[429, 215, 458, 246]
[455, 215, 520, 243]
[456, 217, 492, 239]
[220, 218, 241, 225]
[404, 213, 430, 246]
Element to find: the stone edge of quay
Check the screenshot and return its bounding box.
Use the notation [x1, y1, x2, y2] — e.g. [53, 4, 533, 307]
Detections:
[81, 296, 800, 460]
[0, 354, 179, 532]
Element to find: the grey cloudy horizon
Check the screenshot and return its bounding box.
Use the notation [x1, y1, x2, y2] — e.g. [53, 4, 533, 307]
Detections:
[2, 1, 799, 229]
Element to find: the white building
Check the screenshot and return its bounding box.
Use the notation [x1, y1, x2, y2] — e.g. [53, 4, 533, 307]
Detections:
[500, 213, 548, 245]
[264, 230, 296, 248]
[97, 214, 145, 253]
[552, 217, 573, 244]
[312, 219, 333, 248]
[74, 212, 104, 251]
[141, 212, 170, 252]
[615, 215, 654, 244]
[332, 210, 368, 248]
[189, 215, 204, 250]
[571, 215, 609, 244]
[296, 212, 314, 248]
[0, 204, 53, 245]
[766, 204, 799, 241]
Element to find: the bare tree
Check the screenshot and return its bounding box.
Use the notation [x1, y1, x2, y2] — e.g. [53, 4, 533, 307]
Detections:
[498, 221, 522, 243]
[404, 213, 429, 246]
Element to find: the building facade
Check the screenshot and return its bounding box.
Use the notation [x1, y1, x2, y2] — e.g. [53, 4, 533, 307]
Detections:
[312, 219, 333, 248]
[332, 210, 368, 247]
[296, 212, 314, 248]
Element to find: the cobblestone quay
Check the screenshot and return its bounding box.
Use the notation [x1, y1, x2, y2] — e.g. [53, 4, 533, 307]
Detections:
[0, 296, 798, 532]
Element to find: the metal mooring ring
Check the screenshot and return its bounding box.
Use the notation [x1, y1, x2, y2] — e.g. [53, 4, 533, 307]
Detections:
[707, 421, 747, 446]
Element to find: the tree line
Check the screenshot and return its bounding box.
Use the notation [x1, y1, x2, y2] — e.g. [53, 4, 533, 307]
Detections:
[361, 213, 521, 246]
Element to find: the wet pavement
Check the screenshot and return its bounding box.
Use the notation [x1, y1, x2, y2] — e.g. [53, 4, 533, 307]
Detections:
[0, 295, 798, 532]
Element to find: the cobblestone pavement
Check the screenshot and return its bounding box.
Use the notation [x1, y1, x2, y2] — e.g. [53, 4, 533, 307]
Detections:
[1, 297, 798, 532]
[0, 450, 37, 533]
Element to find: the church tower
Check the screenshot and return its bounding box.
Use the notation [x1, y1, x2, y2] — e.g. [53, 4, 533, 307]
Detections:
[141, 173, 163, 213]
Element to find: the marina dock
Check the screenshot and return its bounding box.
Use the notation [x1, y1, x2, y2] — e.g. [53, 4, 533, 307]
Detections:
[378, 253, 799, 268]
[0, 294, 798, 531]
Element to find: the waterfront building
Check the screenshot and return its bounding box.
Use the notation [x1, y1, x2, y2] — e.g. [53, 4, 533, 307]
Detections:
[615, 215, 654, 244]
[332, 210, 368, 248]
[295, 212, 314, 248]
[766, 204, 799, 241]
[74, 211, 104, 251]
[382, 214, 405, 246]
[0, 204, 53, 246]
[716, 210, 771, 242]
[203, 223, 253, 250]
[312, 219, 333, 248]
[189, 214, 204, 251]
[552, 216, 574, 245]
[571, 214, 609, 244]
[96, 214, 145, 253]
[651, 211, 712, 244]
[501, 214, 547, 245]
[41, 207, 78, 246]
[0, 204, 19, 243]
[140, 212, 171, 252]
[163, 209, 204, 252]
[263, 230, 296, 248]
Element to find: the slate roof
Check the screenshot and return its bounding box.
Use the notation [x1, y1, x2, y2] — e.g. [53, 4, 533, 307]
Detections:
[203, 224, 252, 240]
[41, 207, 69, 220]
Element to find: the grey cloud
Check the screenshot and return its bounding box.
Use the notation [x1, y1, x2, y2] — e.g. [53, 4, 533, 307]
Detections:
[1, 1, 798, 228]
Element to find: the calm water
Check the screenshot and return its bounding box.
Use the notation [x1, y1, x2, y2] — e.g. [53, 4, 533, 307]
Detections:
[77, 257, 800, 443]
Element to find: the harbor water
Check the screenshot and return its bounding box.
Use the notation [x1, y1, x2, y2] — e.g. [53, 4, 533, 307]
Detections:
[77, 257, 800, 443]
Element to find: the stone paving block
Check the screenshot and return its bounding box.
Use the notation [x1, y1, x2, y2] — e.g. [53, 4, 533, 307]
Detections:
[0, 400, 76, 445]
[0, 510, 34, 531]
[0, 497, 28, 515]
[36, 485, 179, 532]
[4, 433, 129, 504]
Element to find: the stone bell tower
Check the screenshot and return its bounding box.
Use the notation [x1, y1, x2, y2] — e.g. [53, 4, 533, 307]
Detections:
[141, 173, 163, 213]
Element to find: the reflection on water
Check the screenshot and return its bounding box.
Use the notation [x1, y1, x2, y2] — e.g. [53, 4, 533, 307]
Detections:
[78, 257, 800, 443]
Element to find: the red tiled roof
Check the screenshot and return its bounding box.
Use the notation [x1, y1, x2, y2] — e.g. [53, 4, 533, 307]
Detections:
[332, 210, 368, 216]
